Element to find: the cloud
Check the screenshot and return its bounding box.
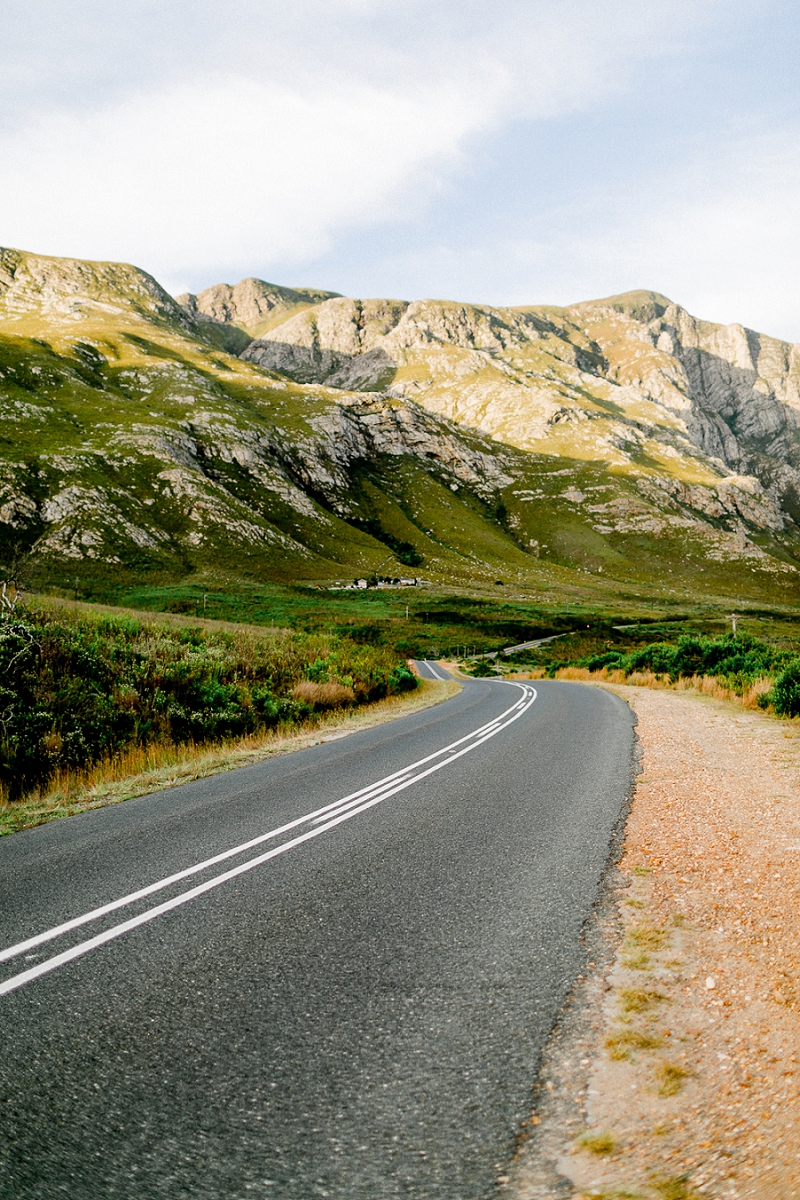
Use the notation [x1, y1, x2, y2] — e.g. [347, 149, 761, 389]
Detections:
[0, 0, 723, 290]
[521, 121, 800, 340]
[0, 74, 484, 281]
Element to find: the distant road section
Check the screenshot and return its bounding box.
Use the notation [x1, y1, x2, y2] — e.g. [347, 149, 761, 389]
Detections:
[415, 658, 453, 680]
[0, 678, 634, 1199]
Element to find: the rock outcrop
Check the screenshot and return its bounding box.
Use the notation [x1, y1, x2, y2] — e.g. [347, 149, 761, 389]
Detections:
[241, 286, 800, 522]
[3, 246, 800, 595]
[0, 246, 195, 332]
[176, 278, 340, 355]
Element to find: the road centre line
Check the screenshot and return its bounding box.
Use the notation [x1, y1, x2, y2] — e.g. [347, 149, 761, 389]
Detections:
[0, 685, 529, 969]
[422, 660, 447, 681]
[1, 686, 532, 964]
[0, 684, 536, 998]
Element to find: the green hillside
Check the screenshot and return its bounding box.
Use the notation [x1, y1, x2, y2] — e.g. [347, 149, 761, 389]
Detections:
[2, 246, 800, 619]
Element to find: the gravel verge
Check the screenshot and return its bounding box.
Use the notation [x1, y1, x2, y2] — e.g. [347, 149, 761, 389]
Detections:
[510, 684, 800, 1200]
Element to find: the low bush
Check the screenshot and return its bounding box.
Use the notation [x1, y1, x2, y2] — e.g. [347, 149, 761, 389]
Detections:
[0, 606, 417, 801]
[467, 659, 496, 677]
[550, 633, 799, 712]
[769, 661, 800, 716]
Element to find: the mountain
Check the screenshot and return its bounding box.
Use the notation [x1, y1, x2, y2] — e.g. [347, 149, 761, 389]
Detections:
[2, 245, 800, 608]
[175, 278, 341, 356]
[237, 289, 800, 509]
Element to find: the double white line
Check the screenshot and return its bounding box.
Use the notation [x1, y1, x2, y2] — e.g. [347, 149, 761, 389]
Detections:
[0, 683, 536, 998]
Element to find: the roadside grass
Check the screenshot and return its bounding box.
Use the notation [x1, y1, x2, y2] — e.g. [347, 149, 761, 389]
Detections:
[507, 664, 782, 716]
[651, 1175, 704, 1200]
[605, 1029, 664, 1061]
[578, 1193, 642, 1199]
[578, 1130, 618, 1156]
[619, 988, 668, 1015]
[625, 923, 669, 953]
[0, 678, 459, 836]
[656, 1062, 691, 1097]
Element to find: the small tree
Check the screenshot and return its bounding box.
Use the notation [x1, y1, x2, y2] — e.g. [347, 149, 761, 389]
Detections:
[0, 578, 22, 619]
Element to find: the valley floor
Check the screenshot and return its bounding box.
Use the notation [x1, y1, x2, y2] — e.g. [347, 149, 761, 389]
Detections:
[513, 685, 800, 1200]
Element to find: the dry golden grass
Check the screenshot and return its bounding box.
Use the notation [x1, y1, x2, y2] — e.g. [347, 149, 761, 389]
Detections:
[0, 679, 459, 837]
[292, 680, 356, 708]
[508, 665, 776, 713]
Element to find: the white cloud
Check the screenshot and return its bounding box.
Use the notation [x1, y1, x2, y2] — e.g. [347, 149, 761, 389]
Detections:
[0, 74, 485, 283]
[0, 0, 723, 290]
[523, 123, 800, 340]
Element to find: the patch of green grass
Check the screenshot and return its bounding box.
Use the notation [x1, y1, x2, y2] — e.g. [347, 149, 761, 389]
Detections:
[651, 1174, 703, 1199]
[619, 988, 668, 1014]
[578, 1129, 618, 1156]
[625, 923, 669, 952]
[622, 951, 652, 970]
[581, 1193, 642, 1200]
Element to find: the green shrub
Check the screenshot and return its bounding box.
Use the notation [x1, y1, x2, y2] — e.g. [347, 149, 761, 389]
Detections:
[0, 607, 418, 800]
[566, 633, 795, 696]
[770, 661, 800, 715]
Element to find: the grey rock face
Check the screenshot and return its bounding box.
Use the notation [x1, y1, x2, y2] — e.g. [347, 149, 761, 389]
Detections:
[177, 278, 340, 336]
[244, 298, 409, 389]
[0, 246, 194, 331]
[242, 284, 800, 524]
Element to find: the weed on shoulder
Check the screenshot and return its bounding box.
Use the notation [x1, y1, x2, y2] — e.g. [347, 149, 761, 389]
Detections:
[619, 988, 668, 1014]
[606, 1029, 663, 1061]
[578, 1129, 617, 1156]
[656, 1061, 691, 1096]
[651, 1174, 704, 1200]
[625, 923, 668, 952]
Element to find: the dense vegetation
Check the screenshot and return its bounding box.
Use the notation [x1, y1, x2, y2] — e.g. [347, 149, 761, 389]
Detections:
[0, 606, 416, 800]
[547, 633, 800, 716]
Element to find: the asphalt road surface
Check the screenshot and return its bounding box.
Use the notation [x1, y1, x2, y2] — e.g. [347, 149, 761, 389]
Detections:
[0, 673, 635, 1200]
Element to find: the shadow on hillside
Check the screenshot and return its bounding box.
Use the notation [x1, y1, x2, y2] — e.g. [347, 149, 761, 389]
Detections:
[678, 335, 793, 459]
[246, 341, 397, 392]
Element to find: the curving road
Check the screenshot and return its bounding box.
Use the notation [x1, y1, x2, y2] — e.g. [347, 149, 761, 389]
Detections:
[0, 673, 634, 1200]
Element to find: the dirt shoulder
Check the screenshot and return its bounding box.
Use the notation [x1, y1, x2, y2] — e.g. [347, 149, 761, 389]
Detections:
[512, 684, 800, 1200]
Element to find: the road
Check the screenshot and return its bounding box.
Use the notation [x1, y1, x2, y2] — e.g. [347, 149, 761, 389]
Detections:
[0, 673, 635, 1200]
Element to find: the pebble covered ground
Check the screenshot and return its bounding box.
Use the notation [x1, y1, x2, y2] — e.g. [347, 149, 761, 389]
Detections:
[511, 684, 800, 1199]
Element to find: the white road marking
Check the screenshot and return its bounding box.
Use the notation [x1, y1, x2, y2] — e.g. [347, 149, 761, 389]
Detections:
[420, 660, 447, 681]
[0, 684, 536, 998]
[0, 686, 527, 968]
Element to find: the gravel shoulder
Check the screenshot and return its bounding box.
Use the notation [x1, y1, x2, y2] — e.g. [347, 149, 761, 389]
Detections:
[512, 684, 800, 1200]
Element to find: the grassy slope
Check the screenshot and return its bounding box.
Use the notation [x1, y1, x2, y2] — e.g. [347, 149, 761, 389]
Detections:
[2, 249, 800, 621]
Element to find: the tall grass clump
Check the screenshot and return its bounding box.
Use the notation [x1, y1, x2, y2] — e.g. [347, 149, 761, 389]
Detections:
[0, 606, 417, 801]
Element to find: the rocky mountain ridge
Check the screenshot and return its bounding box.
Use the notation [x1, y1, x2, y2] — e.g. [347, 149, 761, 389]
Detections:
[2, 245, 800, 605]
[229, 288, 800, 522]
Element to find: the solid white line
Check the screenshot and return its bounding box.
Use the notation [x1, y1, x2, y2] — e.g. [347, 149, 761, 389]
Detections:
[422, 660, 446, 681]
[0, 684, 536, 996]
[0, 685, 529, 969]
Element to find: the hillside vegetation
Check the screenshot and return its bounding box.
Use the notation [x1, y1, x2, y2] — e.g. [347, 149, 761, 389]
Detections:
[0, 604, 415, 802]
[3, 246, 800, 615]
[501, 628, 800, 716]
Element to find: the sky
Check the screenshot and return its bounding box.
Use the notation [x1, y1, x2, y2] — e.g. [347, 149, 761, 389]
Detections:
[2, 0, 800, 338]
